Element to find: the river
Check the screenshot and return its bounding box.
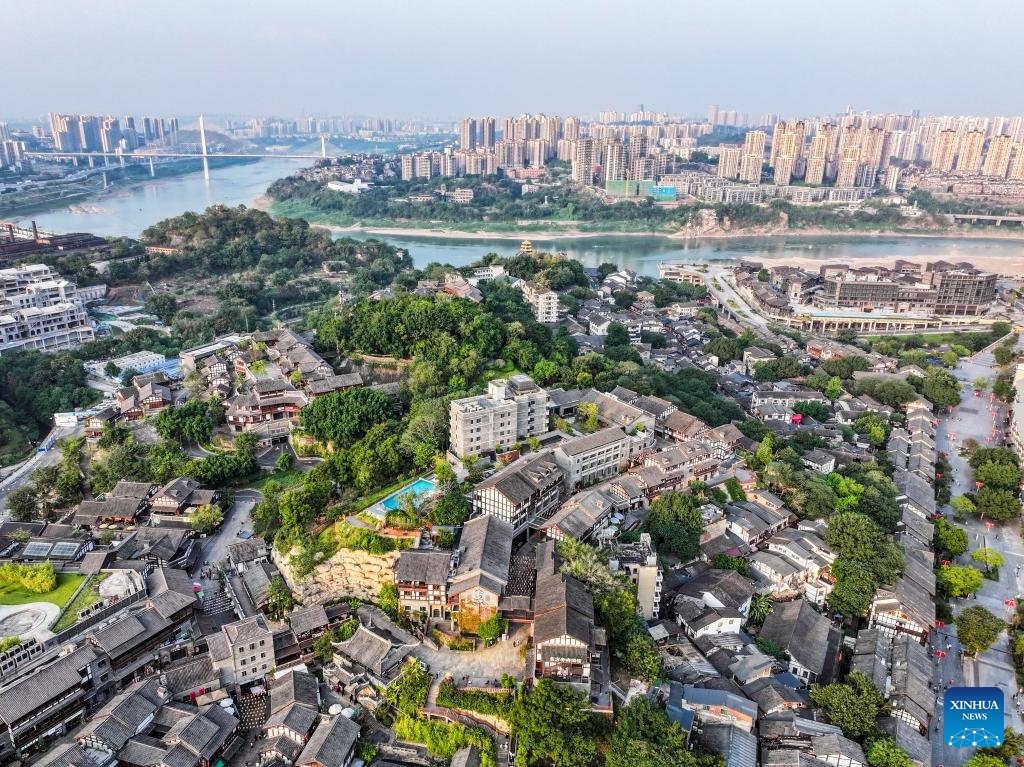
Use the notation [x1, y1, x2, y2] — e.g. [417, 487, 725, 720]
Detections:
[16, 158, 1024, 276]
[16, 158, 308, 238]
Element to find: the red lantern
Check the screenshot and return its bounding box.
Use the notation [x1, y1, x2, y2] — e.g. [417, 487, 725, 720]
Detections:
[941, 560, 952, 566]
[934, 620, 945, 627]
[986, 522, 996, 529]
[1007, 600, 1017, 607]
[936, 473, 943, 479]
[935, 650, 947, 658]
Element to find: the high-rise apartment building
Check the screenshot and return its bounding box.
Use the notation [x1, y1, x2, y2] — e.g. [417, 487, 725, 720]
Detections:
[479, 117, 495, 148]
[48, 113, 81, 152]
[955, 130, 984, 174]
[739, 130, 766, 182]
[836, 146, 860, 187]
[983, 134, 1013, 177]
[459, 118, 477, 150]
[1009, 146, 1024, 180]
[563, 116, 581, 141]
[603, 142, 628, 182]
[805, 131, 831, 185]
[718, 146, 741, 179]
[931, 129, 958, 172]
[449, 375, 549, 458]
[572, 138, 595, 184]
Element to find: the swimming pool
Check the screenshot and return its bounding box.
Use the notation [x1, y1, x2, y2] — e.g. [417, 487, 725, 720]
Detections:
[381, 478, 437, 511]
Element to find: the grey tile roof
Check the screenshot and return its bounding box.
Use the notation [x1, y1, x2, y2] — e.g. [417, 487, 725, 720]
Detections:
[0, 644, 99, 725]
[163, 654, 218, 695]
[450, 515, 512, 596]
[269, 669, 319, 715]
[395, 550, 451, 586]
[557, 426, 627, 457]
[450, 745, 483, 767]
[223, 614, 272, 645]
[289, 603, 329, 636]
[759, 599, 840, 678]
[296, 714, 360, 767]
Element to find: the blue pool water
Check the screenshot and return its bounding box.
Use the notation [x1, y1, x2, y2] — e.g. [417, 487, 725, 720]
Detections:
[381, 478, 437, 510]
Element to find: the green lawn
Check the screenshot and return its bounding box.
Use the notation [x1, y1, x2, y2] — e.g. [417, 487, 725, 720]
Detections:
[251, 469, 305, 493]
[52, 574, 109, 633]
[0, 573, 85, 608]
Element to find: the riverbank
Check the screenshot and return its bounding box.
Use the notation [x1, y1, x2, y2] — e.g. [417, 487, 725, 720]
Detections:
[263, 197, 1024, 245]
[3, 157, 260, 221]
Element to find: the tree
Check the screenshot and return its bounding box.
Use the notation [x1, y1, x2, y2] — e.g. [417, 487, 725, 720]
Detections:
[956, 605, 1005, 655]
[994, 345, 1015, 366]
[275, 451, 294, 472]
[606, 321, 630, 348]
[827, 560, 881, 617]
[508, 680, 596, 767]
[643, 492, 703, 560]
[809, 671, 888, 739]
[951, 495, 976, 518]
[625, 634, 661, 683]
[971, 547, 1005, 572]
[824, 375, 843, 401]
[146, 292, 179, 324]
[477, 613, 507, 644]
[975, 461, 1021, 490]
[974, 487, 1021, 522]
[190, 503, 224, 534]
[385, 661, 431, 717]
[266, 576, 294, 619]
[430, 490, 469, 526]
[299, 388, 392, 447]
[313, 631, 335, 664]
[713, 553, 751, 577]
[973, 376, 990, 391]
[934, 518, 969, 557]
[753, 358, 802, 382]
[576, 402, 600, 432]
[977, 728, 1024, 763]
[103, 360, 120, 378]
[724, 477, 747, 501]
[965, 755, 1008, 767]
[748, 593, 773, 625]
[923, 369, 961, 409]
[866, 737, 911, 767]
[938, 564, 984, 597]
[605, 697, 701, 767]
[793, 400, 832, 422]
[6, 485, 38, 522]
[433, 456, 458, 493]
[378, 582, 399, 618]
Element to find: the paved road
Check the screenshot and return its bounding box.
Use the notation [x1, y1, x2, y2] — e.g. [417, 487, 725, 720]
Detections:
[932, 335, 1024, 767]
[705, 266, 770, 331]
[193, 491, 261, 622]
[0, 425, 76, 514]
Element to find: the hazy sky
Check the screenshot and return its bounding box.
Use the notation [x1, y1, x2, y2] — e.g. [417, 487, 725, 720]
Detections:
[5, 0, 1022, 123]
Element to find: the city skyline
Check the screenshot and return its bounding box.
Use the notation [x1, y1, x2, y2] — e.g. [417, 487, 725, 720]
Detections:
[4, 0, 1024, 119]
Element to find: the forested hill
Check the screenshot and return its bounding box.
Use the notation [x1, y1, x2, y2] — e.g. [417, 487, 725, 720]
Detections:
[138, 204, 411, 280]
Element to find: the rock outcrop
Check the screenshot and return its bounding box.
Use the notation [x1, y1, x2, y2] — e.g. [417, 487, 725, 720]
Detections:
[274, 545, 400, 604]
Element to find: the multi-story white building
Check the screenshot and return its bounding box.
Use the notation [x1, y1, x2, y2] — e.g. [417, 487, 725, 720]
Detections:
[522, 280, 560, 323]
[0, 264, 94, 353]
[552, 426, 630, 488]
[609, 533, 662, 619]
[449, 374, 549, 458]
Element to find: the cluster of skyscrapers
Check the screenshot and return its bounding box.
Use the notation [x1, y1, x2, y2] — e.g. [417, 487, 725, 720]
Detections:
[718, 113, 1024, 189]
[47, 113, 179, 153]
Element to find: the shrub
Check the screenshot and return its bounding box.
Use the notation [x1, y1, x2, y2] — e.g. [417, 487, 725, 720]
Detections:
[0, 562, 57, 594]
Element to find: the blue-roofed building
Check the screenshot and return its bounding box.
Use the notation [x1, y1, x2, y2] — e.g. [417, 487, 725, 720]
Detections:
[681, 685, 758, 731]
